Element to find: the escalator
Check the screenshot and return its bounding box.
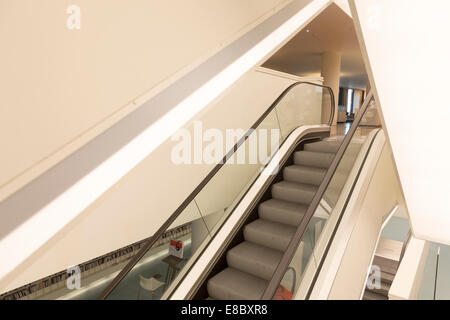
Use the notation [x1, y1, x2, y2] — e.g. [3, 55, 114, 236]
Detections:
[94, 81, 336, 300]
[204, 138, 340, 300]
[92, 80, 381, 300]
[179, 93, 381, 301]
[0, 81, 378, 301]
[74, 82, 379, 301]
[187, 126, 374, 300]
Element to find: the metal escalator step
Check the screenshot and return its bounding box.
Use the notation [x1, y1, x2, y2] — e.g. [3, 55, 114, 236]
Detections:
[283, 165, 327, 186]
[207, 268, 268, 300]
[368, 281, 391, 296]
[363, 290, 388, 301]
[381, 271, 395, 285]
[244, 219, 296, 252]
[304, 140, 341, 153]
[227, 241, 283, 281]
[294, 151, 335, 169]
[271, 181, 317, 205]
[258, 199, 307, 226]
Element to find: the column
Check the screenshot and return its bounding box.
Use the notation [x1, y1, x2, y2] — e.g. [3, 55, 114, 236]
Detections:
[321, 52, 342, 126]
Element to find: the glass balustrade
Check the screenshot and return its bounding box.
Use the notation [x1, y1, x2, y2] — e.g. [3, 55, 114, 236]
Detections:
[272, 96, 383, 300]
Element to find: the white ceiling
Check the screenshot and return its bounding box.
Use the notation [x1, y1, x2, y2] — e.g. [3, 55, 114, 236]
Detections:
[334, 0, 352, 17]
[263, 2, 367, 89]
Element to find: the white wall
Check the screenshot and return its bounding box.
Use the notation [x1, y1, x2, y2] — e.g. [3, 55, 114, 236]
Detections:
[0, 69, 316, 293]
[0, 0, 292, 201]
[334, 0, 351, 16]
[350, 0, 450, 245]
[389, 237, 430, 300]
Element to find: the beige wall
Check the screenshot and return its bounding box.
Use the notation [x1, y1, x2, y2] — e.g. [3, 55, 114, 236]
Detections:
[0, 69, 307, 293]
[0, 0, 292, 201]
[328, 143, 404, 299]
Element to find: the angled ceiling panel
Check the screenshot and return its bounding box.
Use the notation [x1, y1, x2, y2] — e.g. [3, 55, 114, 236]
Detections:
[350, 0, 450, 245]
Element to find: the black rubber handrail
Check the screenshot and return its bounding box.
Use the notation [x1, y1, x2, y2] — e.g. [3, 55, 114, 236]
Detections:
[261, 91, 375, 299]
[434, 247, 441, 300]
[98, 81, 335, 299]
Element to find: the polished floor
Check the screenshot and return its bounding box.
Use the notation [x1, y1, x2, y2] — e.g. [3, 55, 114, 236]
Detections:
[331, 122, 381, 138]
[330, 122, 352, 137]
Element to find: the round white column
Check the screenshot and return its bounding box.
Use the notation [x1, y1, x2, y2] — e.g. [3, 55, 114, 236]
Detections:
[321, 52, 342, 126]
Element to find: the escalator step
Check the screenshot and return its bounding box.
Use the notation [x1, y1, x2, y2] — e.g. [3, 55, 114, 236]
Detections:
[258, 199, 306, 227]
[271, 181, 317, 205]
[294, 151, 335, 169]
[381, 271, 395, 285]
[283, 165, 327, 186]
[227, 241, 283, 281]
[304, 140, 341, 153]
[363, 290, 388, 301]
[207, 268, 268, 300]
[244, 219, 296, 252]
[366, 281, 391, 296]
